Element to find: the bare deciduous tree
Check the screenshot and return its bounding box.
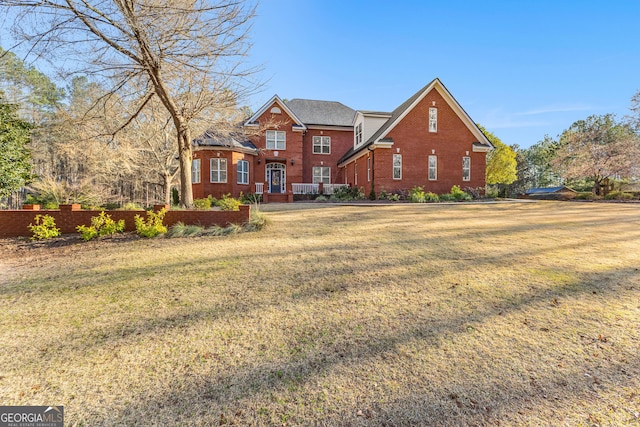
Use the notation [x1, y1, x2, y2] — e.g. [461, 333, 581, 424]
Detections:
[4, 0, 260, 207]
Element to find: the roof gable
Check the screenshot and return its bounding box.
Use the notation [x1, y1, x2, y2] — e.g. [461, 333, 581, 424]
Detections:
[338, 78, 493, 164]
[244, 95, 306, 130]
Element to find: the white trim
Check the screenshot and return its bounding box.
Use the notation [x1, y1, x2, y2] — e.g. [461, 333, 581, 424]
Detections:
[244, 95, 307, 130]
[237, 160, 249, 185]
[307, 125, 353, 131]
[312, 135, 331, 154]
[472, 144, 492, 153]
[393, 154, 402, 180]
[266, 162, 286, 193]
[192, 158, 201, 184]
[266, 130, 286, 150]
[428, 155, 437, 181]
[312, 166, 331, 184]
[462, 156, 471, 181]
[193, 145, 257, 156]
[210, 158, 228, 183]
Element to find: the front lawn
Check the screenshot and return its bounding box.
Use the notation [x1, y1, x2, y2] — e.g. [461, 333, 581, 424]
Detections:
[1, 202, 638, 426]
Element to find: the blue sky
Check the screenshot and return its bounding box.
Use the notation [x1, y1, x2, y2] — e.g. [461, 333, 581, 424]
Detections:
[247, 0, 640, 148]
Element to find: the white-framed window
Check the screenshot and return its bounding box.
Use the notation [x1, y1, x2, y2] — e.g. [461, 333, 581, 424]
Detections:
[192, 158, 201, 184]
[462, 156, 471, 181]
[210, 158, 227, 183]
[393, 154, 402, 180]
[313, 136, 331, 154]
[355, 123, 363, 145]
[237, 160, 249, 184]
[429, 107, 437, 133]
[266, 130, 286, 150]
[312, 166, 331, 184]
[428, 155, 437, 180]
[354, 162, 358, 185]
[367, 156, 371, 182]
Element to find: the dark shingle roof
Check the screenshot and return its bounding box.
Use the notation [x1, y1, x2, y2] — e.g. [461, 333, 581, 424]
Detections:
[285, 99, 356, 127]
[338, 80, 437, 164]
[193, 129, 257, 152]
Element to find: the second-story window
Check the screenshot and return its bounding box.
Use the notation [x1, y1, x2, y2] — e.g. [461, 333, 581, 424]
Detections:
[266, 130, 286, 150]
[429, 107, 437, 133]
[313, 136, 331, 154]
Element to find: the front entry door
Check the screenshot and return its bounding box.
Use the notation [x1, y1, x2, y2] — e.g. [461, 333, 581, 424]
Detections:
[271, 169, 282, 193]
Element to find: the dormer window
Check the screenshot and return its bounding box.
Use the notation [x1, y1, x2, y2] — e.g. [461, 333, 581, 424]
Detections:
[355, 123, 363, 145]
[429, 107, 437, 133]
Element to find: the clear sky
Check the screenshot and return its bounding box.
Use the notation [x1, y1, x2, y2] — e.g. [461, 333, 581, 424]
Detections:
[247, 0, 640, 148]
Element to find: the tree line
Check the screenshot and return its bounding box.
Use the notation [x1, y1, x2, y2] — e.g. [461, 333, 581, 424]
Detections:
[484, 101, 640, 197]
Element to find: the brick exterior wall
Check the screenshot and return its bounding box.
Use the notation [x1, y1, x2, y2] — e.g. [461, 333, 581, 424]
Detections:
[302, 128, 353, 184]
[0, 204, 250, 238]
[346, 88, 488, 195]
[192, 149, 255, 199]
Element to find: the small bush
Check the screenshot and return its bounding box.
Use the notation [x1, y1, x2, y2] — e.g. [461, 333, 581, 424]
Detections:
[29, 214, 61, 240]
[425, 192, 440, 202]
[240, 192, 262, 204]
[193, 198, 211, 210]
[377, 189, 389, 200]
[77, 211, 125, 241]
[409, 186, 426, 203]
[315, 195, 328, 201]
[439, 193, 455, 202]
[450, 185, 472, 201]
[121, 202, 144, 210]
[331, 186, 365, 201]
[167, 222, 205, 237]
[605, 191, 634, 200]
[134, 208, 167, 238]
[245, 208, 268, 232]
[216, 194, 242, 211]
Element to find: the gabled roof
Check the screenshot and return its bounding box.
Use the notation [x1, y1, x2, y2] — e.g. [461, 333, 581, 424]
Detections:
[286, 99, 356, 127]
[338, 78, 494, 165]
[244, 94, 307, 130]
[193, 129, 258, 153]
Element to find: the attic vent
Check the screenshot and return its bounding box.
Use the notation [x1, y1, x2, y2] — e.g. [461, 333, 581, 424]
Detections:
[270, 106, 282, 114]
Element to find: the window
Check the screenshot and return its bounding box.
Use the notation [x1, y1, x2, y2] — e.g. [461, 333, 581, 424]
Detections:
[355, 123, 363, 145]
[428, 155, 437, 180]
[367, 157, 371, 182]
[312, 136, 331, 154]
[210, 158, 227, 183]
[462, 156, 471, 181]
[354, 162, 358, 185]
[266, 130, 286, 150]
[237, 160, 249, 184]
[429, 107, 437, 133]
[312, 166, 330, 184]
[393, 154, 402, 180]
[192, 159, 201, 184]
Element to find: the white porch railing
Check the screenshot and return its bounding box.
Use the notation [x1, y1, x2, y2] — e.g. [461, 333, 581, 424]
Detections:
[322, 184, 348, 195]
[255, 182, 264, 194]
[292, 183, 319, 194]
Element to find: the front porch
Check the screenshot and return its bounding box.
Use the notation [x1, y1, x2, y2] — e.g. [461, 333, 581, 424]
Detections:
[253, 182, 348, 202]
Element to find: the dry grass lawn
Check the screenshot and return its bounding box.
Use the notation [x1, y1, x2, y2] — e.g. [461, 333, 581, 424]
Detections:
[0, 201, 639, 426]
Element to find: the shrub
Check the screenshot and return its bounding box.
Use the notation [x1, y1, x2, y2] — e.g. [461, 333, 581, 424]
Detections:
[450, 185, 472, 201]
[215, 194, 242, 211]
[409, 186, 426, 203]
[605, 191, 634, 200]
[121, 202, 144, 210]
[425, 192, 440, 202]
[134, 208, 167, 238]
[76, 211, 125, 241]
[240, 192, 262, 204]
[377, 189, 389, 200]
[331, 186, 365, 201]
[315, 195, 327, 201]
[439, 193, 455, 201]
[386, 193, 400, 201]
[167, 222, 205, 238]
[193, 198, 211, 210]
[29, 214, 61, 240]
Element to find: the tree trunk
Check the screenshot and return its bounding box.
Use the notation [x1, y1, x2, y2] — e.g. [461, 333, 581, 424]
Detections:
[594, 178, 601, 196]
[177, 124, 193, 208]
[163, 173, 172, 205]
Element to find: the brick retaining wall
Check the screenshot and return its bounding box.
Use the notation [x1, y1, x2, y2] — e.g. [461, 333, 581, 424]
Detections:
[0, 204, 251, 238]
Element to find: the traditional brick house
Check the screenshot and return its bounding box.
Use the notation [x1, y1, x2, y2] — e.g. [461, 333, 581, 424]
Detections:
[192, 78, 493, 201]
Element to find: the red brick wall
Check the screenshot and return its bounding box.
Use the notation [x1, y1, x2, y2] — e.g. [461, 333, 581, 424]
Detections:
[0, 205, 250, 238]
[192, 150, 255, 199]
[302, 129, 353, 184]
[368, 88, 487, 195]
[249, 102, 304, 192]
